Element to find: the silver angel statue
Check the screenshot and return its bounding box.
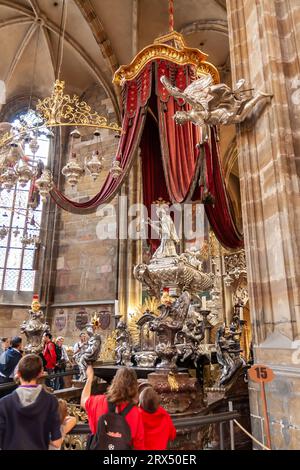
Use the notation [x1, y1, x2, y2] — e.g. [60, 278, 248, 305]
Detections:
[115, 320, 132, 367]
[161, 74, 272, 133]
[215, 323, 246, 386]
[146, 205, 180, 259]
[149, 291, 191, 369]
[73, 320, 101, 382]
[20, 297, 50, 354]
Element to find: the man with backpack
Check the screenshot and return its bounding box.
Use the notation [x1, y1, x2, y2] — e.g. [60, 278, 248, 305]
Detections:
[42, 332, 57, 389]
[0, 336, 23, 384]
[81, 366, 144, 450]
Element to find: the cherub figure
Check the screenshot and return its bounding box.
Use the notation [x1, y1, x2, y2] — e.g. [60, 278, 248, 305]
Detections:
[20, 295, 50, 354]
[73, 318, 101, 382]
[161, 74, 272, 137]
[115, 320, 132, 366]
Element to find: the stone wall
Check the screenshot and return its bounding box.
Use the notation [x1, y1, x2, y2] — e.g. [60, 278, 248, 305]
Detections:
[227, 0, 300, 449]
[52, 83, 119, 304]
[50, 303, 115, 350]
[0, 306, 27, 341]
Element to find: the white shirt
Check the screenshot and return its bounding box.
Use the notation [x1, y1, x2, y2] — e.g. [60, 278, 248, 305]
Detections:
[61, 345, 69, 362]
[73, 341, 85, 355]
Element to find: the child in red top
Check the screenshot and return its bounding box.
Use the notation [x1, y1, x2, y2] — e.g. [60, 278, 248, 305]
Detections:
[138, 386, 176, 450]
[81, 365, 144, 450]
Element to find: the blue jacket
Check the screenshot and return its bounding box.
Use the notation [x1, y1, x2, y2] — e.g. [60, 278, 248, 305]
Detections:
[0, 387, 61, 449]
[0, 347, 22, 378]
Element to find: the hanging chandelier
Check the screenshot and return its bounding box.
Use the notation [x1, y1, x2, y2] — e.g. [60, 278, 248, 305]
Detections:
[0, 79, 122, 201]
[0, 0, 122, 203]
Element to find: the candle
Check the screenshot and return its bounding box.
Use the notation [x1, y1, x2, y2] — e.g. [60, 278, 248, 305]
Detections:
[240, 306, 244, 321]
[202, 296, 207, 310]
[115, 300, 119, 316]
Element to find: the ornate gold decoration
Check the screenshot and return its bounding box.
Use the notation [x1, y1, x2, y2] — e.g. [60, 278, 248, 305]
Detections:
[91, 312, 100, 328]
[0, 82, 122, 155]
[209, 231, 220, 258]
[113, 31, 220, 86]
[224, 249, 247, 286]
[199, 240, 209, 261]
[167, 371, 179, 392]
[0, 131, 14, 149]
[36, 80, 122, 133]
[67, 404, 88, 423]
[198, 231, 220, 262]
[63, 434, 87, 450]
[128, 297, 160, 346]
[99, 330, 117, 362]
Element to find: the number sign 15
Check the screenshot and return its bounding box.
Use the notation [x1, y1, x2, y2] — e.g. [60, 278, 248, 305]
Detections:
[248, 364, 274, 384]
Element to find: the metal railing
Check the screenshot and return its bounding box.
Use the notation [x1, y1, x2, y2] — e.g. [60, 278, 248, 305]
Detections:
[68, 409, 243, 450]
[0, 368, 80, 398]
[0, 371, 254, 450]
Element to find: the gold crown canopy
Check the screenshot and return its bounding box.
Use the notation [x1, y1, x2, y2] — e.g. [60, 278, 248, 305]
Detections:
[0, 81, 122, 151]
[36, 80, 122, 132]
[113, 31, 220, 86]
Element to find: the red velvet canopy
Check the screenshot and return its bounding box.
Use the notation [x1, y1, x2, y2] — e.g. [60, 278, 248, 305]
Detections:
[51, 64, 152, 213]
[50, 36, 243, 249]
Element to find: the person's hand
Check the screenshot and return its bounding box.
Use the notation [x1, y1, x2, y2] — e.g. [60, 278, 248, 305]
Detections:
[86, 365, 94, 381]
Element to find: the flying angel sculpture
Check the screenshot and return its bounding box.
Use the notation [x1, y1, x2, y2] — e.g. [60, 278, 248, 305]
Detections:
[160, 74, 272, 134]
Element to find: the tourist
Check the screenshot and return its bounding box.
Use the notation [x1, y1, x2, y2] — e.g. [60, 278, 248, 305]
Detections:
[49, 398, 76, 450]
[81, 365, 144, 450]
[138, 386, 176, 450]
[73, 332, 87, 355]
[54, 336, 69, 390]
[0, 336, 23, 384]
[0, 337, 10, 354]
[42, 332, 57, 389]
[0, 354, 62, 450]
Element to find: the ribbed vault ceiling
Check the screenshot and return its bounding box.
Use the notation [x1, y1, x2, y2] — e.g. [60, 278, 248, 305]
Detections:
[0, 0, 229, 115]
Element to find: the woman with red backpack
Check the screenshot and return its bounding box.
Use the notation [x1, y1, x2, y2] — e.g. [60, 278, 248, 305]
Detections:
[81, 366, 144, 450]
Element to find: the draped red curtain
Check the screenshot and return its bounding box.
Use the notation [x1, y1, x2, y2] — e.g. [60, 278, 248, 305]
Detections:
[49, 56, 243, 250]
[156, 61, 202, 203]
[140, 94, 170, 251]
[204, 128, 243, 249]
[50, 64, 152, 214]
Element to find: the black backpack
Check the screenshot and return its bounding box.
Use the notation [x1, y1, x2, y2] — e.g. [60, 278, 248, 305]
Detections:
[88, 402, 134, 450]
[54, 343, 62, 362]
[39, 352, 47, 368]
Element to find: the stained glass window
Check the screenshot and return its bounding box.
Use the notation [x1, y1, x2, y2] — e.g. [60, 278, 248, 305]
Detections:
[0, 110, 50, 292]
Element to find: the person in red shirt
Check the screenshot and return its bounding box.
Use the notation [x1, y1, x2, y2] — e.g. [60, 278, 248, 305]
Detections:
[138, 386, 176, 450]
[81, 365, 144, 450]
[42, 332, 57, 389]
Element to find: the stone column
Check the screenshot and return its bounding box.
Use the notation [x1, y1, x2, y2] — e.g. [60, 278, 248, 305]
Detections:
[117, 152, 143, 321]
[227, 0, 300, 449]
[126, 151, 143, 316]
